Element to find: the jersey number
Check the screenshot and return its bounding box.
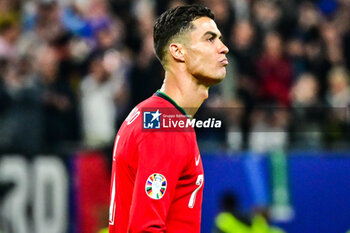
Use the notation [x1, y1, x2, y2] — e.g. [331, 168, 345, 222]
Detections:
[188, 174, 204, 208]
[126, 107, 140, 125]
[109, 134, 121, 225]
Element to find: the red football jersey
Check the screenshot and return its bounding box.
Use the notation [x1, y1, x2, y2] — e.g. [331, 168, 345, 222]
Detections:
[109, 91, 204, 233]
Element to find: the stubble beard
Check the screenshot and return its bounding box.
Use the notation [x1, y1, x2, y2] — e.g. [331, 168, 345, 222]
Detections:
[193, 67, 226, 86]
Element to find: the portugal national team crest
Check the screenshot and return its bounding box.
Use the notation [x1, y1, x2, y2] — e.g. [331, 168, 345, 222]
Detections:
[145, 173, 167, 200]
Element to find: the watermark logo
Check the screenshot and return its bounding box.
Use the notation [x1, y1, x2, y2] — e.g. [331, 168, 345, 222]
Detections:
[143, 110, 161, 129]
[142, 108, 222, 131]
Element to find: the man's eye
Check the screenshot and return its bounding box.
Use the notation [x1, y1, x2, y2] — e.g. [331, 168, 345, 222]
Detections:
[207, 37, 214, 42]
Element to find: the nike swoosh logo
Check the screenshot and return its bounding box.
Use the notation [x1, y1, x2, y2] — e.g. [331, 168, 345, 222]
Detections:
[195, 154, 201, 166]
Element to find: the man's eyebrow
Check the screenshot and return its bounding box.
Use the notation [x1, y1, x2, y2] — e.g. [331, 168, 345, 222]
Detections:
[203, 31, 223, 40]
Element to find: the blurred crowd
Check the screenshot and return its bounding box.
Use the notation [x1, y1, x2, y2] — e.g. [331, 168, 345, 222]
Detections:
[0, 0, 349, 155]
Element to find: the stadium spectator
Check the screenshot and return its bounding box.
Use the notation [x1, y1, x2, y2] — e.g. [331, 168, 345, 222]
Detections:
[286, 37, 307, 80]
[0, 19, 20, 61]
[230, 20, 257, 80]
[0, 57, 43, 154]
[35, 44, 79, 151]
[80, 50, 128, 148]
[255, 32, 292, 106]
[127, 4, 164, 108]
[324, 66, 350, 147]
[34, 1, 63, 42]
[326, 66, 350, 107]
[252, 0, 281, 36]
[202, 0, 235, 37]
[214, 191, 285, 233]
[249, 107, 289, 153]
[214, 191, 251, 233]
[229, 20, 258, 149]
[289, 73, 323, 149]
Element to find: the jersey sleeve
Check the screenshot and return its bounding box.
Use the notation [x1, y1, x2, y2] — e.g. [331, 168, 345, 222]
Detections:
[128, 132, 189, 232]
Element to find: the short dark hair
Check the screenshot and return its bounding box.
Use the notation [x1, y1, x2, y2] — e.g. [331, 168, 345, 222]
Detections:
[153, 5, 215, 63]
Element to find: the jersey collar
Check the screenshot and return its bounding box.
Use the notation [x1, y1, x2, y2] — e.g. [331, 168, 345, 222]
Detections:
[155, 90, 188, 117]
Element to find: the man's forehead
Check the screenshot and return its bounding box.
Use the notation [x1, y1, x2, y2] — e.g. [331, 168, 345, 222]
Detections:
[191, 17, 221, 36]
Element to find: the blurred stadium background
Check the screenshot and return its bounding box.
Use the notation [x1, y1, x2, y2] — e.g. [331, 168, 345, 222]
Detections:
[0, 0, 350, 232]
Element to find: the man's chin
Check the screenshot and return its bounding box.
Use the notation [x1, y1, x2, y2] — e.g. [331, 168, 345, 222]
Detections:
[213, 72, 226, 83]
[203, 75, 225, 86]
[195, 71, 226, 86]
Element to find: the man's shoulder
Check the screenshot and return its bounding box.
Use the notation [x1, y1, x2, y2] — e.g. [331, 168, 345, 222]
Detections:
[117, 94, 197, 143]
[117, 95, 170, 138]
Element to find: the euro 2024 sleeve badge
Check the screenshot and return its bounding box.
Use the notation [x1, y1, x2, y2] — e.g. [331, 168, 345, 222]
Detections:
[145, 173, 167, 200]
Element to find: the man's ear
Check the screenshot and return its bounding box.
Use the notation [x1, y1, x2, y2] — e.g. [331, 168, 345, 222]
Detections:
[169, 43, 185, 62]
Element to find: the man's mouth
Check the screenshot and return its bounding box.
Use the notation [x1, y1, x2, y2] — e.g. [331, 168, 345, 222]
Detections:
[220, 58, 228, 65]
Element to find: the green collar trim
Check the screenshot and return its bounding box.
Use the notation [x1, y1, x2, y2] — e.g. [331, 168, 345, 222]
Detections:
[155, 90, 189, 117]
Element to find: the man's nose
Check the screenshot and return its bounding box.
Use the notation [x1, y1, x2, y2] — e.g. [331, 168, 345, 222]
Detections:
[218, 40, 229, 54]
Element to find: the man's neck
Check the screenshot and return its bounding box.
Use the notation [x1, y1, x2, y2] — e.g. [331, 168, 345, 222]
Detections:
[159, 70, 209, 118]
